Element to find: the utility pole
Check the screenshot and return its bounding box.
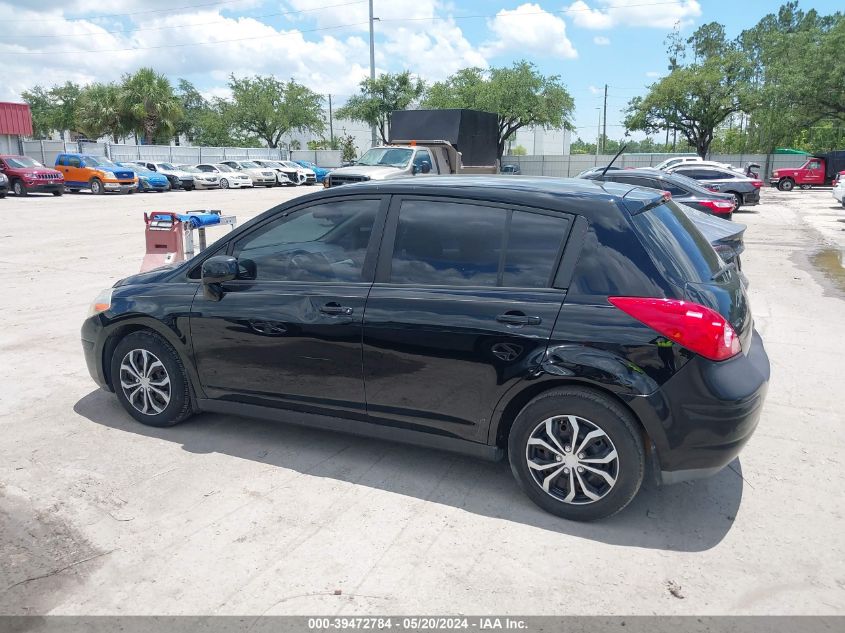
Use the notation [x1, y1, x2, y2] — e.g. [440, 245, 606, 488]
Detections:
[596, 107, 601, 162]
[602, 84, 608, 154]
[368, 0, 378, 148]
[328, 94, 334, 145]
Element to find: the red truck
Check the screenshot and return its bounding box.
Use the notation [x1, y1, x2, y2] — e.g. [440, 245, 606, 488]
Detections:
[770, 150, 845, 191]
[0, 154, 65, 196]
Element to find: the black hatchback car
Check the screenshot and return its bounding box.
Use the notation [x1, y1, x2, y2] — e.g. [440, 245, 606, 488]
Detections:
[82, 176, 770, 521]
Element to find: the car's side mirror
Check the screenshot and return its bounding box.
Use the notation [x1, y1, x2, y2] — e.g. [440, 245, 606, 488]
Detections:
[201, 255, 238, 301]
[419, 161, 432, 174]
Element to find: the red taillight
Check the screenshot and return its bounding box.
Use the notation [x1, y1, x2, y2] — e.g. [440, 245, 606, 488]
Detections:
[751, 180, 763, 188]
[608, 297, 741, 361]
[699, 199, 735, 214]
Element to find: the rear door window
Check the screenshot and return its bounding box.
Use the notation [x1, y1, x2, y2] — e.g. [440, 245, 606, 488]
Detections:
[631, 200, 722, 285]
[387, 199, 570, 288]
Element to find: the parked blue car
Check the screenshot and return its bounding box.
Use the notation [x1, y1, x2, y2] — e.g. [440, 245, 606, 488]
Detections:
[118, 162, 170, 192]
[294, 160, 330, 183]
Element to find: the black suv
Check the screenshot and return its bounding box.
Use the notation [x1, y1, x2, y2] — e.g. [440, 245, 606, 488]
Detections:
[82, 176, 770, 521]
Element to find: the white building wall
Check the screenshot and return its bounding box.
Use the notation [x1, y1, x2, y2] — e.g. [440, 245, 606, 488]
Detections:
[0, 134, 19, 154]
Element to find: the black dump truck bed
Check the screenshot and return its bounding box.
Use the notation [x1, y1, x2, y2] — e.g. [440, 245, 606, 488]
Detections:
[389, 109, 498, 167]
[815, 150, 845, 179]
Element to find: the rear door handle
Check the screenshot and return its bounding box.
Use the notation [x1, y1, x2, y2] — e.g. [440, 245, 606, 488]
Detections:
[320, 303, 353, 316]
[496, 313, 541, 326]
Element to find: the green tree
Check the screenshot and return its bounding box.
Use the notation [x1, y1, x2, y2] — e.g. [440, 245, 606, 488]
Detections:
[307, 137, 340, 150]
[174, 79, 210, 144]
[335, 71, 425, 144]
[423, 61, 574, 160]
[338, 134, 357, 163]
[738, 3, 844, 151]
[21, 86, 54, 139]
[227, 75, 324, 148]
[49, 81, 82, 140]
[75, 83, 126, 142]
[625, 24, 754, 158]
[120, 68, 183, 145]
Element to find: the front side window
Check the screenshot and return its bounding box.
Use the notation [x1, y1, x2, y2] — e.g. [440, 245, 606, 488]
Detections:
[389, 200, 570, 288]
[808, 161, 821, 170]
[232, 199, 380, 283]
[413, 150, 432, 168]
[68, 156, 82, 168]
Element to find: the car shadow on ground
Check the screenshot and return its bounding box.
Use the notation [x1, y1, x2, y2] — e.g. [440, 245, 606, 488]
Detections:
[74, 389, 742, 553]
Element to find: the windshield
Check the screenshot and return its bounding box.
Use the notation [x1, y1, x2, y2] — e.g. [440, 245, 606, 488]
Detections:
[240, 161, 259, 169]
[6, 157, 44, 168]
[179, 165, 200, 173]
[216, 164, 234, 172]
[85, 156, 120, 168]
[261, 161, 282, 168]
[281, 161, 299, 169]
[357, 148, 413, 168]
[158, 163, 176, 170]
[122, 163, 150, 173]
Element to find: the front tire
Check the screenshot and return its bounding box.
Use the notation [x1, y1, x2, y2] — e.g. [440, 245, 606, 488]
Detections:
[778, 178, 795, 192]
[13, 180, 27, 197]
[52, 189, 63, 196]
[508, 387, 645, 521]
[220, 178, 229, 189]
[111, 331, 193, 428]
[90, 178, 104, 195]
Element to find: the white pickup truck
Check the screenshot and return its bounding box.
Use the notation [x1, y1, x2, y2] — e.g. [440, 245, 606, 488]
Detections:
[325, 109, 499, 188]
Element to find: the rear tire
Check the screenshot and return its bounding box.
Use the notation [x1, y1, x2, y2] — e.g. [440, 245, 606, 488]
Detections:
[727, 191, 742, 209]
[508, 387, 645, 521]
[778, 178, 795, 192]
[111, 331, 193, 428]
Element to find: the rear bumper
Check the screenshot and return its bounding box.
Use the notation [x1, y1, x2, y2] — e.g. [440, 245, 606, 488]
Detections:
[627, 329, 770, 484]
[744, 189, 761, 204]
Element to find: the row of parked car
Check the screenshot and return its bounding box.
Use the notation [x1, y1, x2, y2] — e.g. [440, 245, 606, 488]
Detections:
[0, 153, 333, 197]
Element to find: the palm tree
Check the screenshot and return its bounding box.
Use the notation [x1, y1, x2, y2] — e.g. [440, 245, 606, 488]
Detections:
[120, 68, 183, 145]
[76, 82, 127, 142]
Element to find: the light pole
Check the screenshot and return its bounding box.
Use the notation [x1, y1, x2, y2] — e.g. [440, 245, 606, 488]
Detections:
[368, 0, 378, 148]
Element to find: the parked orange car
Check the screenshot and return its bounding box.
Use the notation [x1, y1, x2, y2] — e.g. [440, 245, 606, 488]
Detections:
[55, 153, 137, 194]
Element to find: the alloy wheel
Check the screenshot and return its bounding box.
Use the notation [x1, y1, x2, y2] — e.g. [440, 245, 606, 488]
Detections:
[525, 415, 619, 505]
[119, 349, 171, 415]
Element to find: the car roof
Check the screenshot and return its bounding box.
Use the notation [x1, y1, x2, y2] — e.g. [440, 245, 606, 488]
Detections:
[319, 175, 661, 218]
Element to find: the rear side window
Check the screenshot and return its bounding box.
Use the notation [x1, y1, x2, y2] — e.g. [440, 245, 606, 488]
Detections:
[388, 200, 570, 288]
[631, 200, 722, 285]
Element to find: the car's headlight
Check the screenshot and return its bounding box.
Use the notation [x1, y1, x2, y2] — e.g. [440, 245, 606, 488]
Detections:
[88, 288, 113, 317]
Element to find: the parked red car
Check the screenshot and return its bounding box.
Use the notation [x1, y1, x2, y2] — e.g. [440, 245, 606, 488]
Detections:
[0, 155, 65, 196]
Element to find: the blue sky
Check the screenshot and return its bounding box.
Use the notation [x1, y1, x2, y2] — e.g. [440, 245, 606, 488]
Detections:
[2, 0, 841, 142]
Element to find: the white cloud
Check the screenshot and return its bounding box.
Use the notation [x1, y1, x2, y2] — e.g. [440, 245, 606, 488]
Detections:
[568, 0, 701, 30]
[482, 3, 577, 59]
[593, 35, 610, 45]
[588, 85, 603, 95]
[645, 71, 663, 78]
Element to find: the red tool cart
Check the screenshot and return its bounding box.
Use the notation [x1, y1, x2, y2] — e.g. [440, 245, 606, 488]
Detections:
[141, 210, 237, 272]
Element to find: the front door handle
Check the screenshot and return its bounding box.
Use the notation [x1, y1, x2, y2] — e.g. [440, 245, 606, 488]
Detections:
[496, 312, 541, 326]
[320, 303, 353, 316]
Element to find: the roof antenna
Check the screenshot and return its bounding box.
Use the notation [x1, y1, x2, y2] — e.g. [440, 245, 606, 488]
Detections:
[600, 143, 628, 179]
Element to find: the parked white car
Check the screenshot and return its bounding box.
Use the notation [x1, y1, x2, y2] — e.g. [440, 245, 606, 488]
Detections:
[132, 161, 196, 190]
[253, 160, 299, 186]
[220, 160, 277, 187]
[195, 163, 253, 189]
[833, 171, 845, 207]
[281, 160, 316, 185]
[655, 156, 736, 171]
[177, 165, 220, 190]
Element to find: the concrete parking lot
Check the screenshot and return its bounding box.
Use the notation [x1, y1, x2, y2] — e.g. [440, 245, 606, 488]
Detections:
[1, 183, 843, 616]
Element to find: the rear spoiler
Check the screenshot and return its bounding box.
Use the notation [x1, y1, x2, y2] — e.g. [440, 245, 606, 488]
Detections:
[621, 187, 672, 215]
